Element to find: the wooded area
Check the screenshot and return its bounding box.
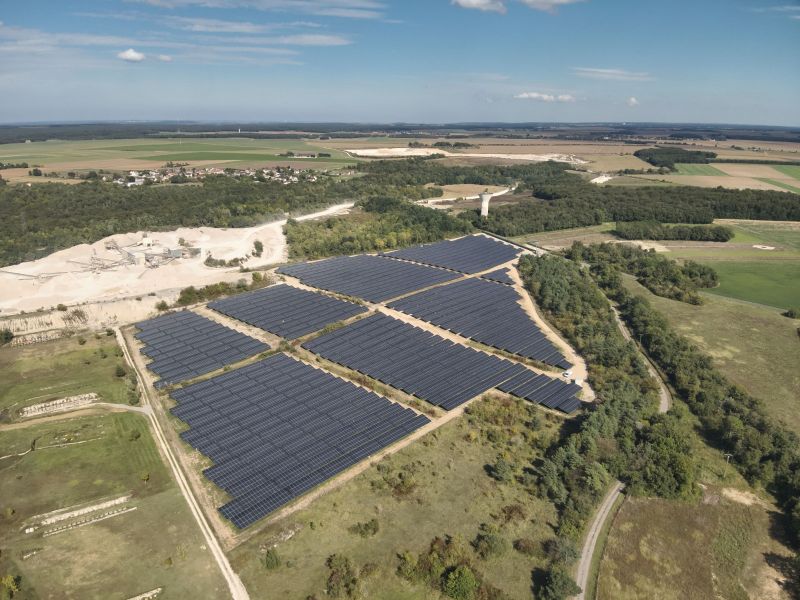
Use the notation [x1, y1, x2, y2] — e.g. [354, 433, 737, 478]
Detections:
[613, 221, 734, 242]
[634, 147, 717, 169]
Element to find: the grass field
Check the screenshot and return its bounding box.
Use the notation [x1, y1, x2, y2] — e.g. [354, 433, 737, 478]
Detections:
[229, 395, 563, 600]
[0, 334, 134, 420]
[0, 413, 227, 598]
[622, 276, 800, 435]
[597, 492, 787, 600]
[674, 163, 728, 176]
[661, 220, 800, 309]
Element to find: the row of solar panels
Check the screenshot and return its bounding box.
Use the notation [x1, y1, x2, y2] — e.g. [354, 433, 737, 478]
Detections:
[303, 313, 580, 412]
[388, 277, 571, 369]
[169, 353, 429, 528]
[383, 235, 520, 274]
[134, 311, 268, 387]
[209, 284, 367, 340]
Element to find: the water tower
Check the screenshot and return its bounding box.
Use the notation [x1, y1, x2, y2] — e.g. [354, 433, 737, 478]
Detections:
[479, 191, 493, 218]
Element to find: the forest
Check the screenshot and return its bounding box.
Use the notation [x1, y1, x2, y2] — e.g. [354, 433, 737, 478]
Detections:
[2, 157, 799, 267]
[612, 221, 734, 242]
[516, 253, 698, 597]
[633, 147, 717, 169]
[565, 242, 719, 304]
[285, 196, 473, 259]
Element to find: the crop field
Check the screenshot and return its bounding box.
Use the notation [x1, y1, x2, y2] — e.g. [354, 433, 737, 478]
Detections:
[622, 276, 800, 435]
[0, 334, 133, 419]
[773, 164, 800, 180]
[0, 413, 226, 598]
[229, 395, 563, 600]
[674, 163, 728, 176]
[704, 261, 800, 308]
[0, 137, 356, 179]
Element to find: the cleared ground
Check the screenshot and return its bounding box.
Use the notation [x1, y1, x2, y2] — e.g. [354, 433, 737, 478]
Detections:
[0, 334, 132, 419]
[0, 413, 227, 599]
[228, 394, 563, 599]
[622, 276, 800, 436]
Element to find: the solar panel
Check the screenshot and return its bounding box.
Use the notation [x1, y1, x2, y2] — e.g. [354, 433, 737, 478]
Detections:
[277, 254, 460, 303]
[134, 311, 269, 387]
[383, 235, 520, 274]
[304, 313, 528, 410]
[209, 284, 368, 339]
[170, 353, 429, 528]
[388, 277, 571, 369]
[481, 267, 516, 286]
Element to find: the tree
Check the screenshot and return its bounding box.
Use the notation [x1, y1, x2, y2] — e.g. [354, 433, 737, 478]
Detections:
[443, 565, 480, 600]
[540, 567, 581, 600]
[253, 240, 264, 257]
[0, 328, 13, 345]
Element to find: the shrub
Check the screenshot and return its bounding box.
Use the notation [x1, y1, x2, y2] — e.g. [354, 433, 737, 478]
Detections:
[56, 303, 67, 311]
[155, 300, 170, 311]
[539, 566, 581, 600]
[513, 538, 537, 556]
[0, 328, 13, 345]
[348, 518, 379, 538]
[261, 548, 281, 570]
[325, 554, 358, 598]
[783, 307, 799, 319]
[115, 365, 127, 377]
[472, 525, 508, 560]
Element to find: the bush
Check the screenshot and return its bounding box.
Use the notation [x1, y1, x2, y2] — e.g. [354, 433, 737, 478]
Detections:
[56, 303, 67, 311]
[261, 548, 281, 570]
[115, 365, 127, 378]
[783, 307, 799, 319]
[325, 554, 358, 598]
[513, 538, 537, 556]
[0, 328, 13, 345]
[155, 300, 169, 311]
[348, 518, 379, 538]
[472, 525, 508, 560]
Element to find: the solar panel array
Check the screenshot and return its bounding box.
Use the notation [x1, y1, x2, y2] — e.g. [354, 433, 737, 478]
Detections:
[277, 254, 460, 303]
[209, 284, 368, 340]
[497, 364, 582, 413]
[384, 235, 520, 274]
[171, 353, 429, 528]
[305, 313, 529, 410]
[135, 311, 268, 387]
[481, 267, 516, 286]
[388, 277, 571, 369]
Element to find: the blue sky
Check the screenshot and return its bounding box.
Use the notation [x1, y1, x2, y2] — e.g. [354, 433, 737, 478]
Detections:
[1, 0, 798, 124]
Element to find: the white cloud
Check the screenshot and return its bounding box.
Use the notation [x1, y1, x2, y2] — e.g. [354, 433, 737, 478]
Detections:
[453, 0, 583, 13]
[166, 16, 269, 33]
[518, 0, 584, 12]
[130, 0, 387, 19]
[627, 96, 639, 107]
[514, 91, 575, 102]
[271, 33, 351, 45]
[572, 67, 653, 81]
[158, 54, 173, 61]
[117, 48, 145, 62]
[452, 0, 506, 13]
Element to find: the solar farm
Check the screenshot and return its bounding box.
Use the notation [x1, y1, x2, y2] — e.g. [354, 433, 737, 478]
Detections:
[209, 284, 367, 339]
[134, 311, 268, 387]
[131, 235, 586, 529]
[389, 277, 571, 368]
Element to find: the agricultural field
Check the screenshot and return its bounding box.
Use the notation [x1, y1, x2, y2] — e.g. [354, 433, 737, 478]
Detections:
[229, 395, 563, 600]
[673, 163, 727, 176]
[0, 334, 135, 420]
[0, 137, 356, 180]
[0, 413, 226, 599]
[637, 161, 800, 193]
[622, 276, 800, 436]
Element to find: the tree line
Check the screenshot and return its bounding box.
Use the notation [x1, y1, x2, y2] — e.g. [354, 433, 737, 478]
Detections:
[613, 221, 734, 242]
[576, 252, 800, 550]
